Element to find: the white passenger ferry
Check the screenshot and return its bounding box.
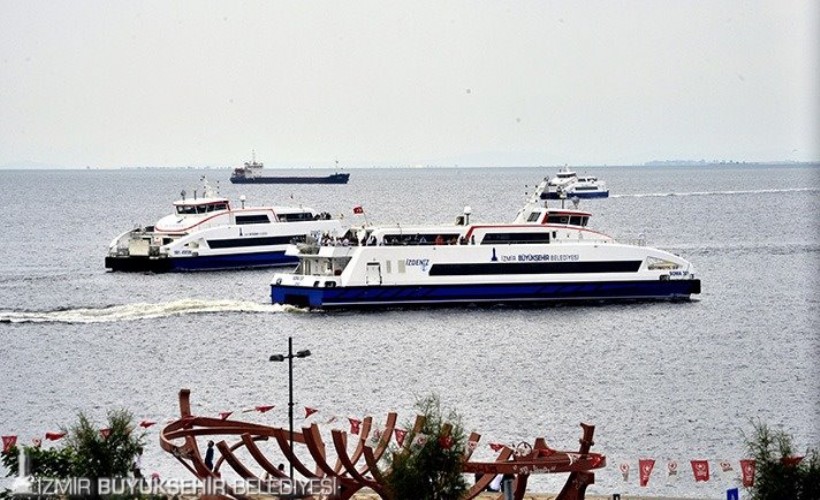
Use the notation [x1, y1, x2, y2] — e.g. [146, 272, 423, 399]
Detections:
[106, 178, 343, 272]
[269, 179, 699, 308]
[543, 166, 609, 199]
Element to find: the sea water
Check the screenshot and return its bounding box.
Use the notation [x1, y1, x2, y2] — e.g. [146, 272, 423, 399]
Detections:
[0, 165, 818, 498]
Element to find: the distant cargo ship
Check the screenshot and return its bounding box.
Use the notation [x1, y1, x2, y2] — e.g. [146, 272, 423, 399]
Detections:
[230, 154, 350, 185]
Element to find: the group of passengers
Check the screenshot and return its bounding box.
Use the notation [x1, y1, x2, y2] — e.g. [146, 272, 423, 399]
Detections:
[314, 231, 478, 247]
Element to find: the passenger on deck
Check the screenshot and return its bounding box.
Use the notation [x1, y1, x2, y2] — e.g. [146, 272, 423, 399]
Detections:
[434, 235, 444, 245]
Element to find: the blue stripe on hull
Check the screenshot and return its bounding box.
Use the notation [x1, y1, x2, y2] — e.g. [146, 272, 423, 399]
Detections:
[169, 251, 294, 271]
[270, 279, 701, 309]
[542, 191, 609, 199]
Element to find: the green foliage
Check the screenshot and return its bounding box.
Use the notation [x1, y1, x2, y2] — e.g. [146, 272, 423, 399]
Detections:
[743, 419, 820, 500]
[64, 409, 145, 479]
[384, 394, 468, 500]
[1, 444, 74, 478]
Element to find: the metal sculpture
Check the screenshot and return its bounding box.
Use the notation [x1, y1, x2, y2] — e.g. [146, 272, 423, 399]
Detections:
[160, 389, 606, 499]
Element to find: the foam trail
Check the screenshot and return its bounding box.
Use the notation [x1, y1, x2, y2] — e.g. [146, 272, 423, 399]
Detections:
[0, 299, 297, 324]
[611, 187, 818, 198]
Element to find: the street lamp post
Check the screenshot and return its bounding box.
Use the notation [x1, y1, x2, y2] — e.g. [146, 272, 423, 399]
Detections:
[269, 336, 311, 484]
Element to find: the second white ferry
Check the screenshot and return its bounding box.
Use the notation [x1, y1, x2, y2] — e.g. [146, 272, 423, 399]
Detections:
[106, 178, 343, 272]
[269, 179, 700, 308]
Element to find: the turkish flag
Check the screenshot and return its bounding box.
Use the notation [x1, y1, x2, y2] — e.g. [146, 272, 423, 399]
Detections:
[139, 420, 156, 429]
[691, 460, 710, 482]
[45, 432, 67, 441]
[638, 459, 655, 487]
[394, 428, 407, 447]
[740, 459, 755, 487]
[781, 456, 804, 467]
[304, 407, 319, 419]
[255, 405, 274, 413]
[489, 442, 505, 452]
[439, 435, 453, 449]
[100, 428, 111, 439]
[219, 412, 233, 420]
[2, 435, 17, 453]
[348, 418, 361, 435]
[353, 206, 364, 214]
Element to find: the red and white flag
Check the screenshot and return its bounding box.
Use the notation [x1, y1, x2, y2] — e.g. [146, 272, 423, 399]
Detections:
[438, 435, 453, 450]
[45, 432, 67, 441]
[394, 428, 407, 447]
[139, 420, 156, 429]
[219, 412, 233, 421]
[255, 405, 275, 414]
[353, 206, 364, 215]
[667, 460, 678, 477]
[782, 455, 804, 467]
[638, 459, 655, 487]
[619, 462, 630, 482]
[304, 407, 319, 419]
[691, 460, 710, 482]
[489, 442, 505, 452]
[348, 418, 361, 435]
[411, 433, 428, 448]
[740, 459, 756, 487]
[2, 435, 17, 453]
[100, 428, 111, 439]
[31, 438, 42, 448]
[467, 440, 479, 452]
[368, 428, 383, 446]
[719, 460, 734, 473]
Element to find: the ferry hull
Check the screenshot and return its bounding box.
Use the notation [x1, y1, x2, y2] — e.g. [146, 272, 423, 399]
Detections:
[106, 251, 294, 273]
[542, 191, 609, 200]
[270, 279, 701, 309]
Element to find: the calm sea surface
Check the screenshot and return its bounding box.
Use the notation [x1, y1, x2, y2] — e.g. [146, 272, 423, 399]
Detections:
[0, 165, 818, 497]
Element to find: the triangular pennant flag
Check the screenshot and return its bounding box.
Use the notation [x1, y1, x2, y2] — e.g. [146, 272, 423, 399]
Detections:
[781, 455, 804, 467]
[368, 428, 383, 446]
[304, 407, 319, 419]
[619, 462, 630, 482]
[411, 433, 428, 448]
[45, 432, 66, 441]
[638, 459, 655, 487]
[489, 442, 505, 452]
[353, 205, 364, 215]
[438, 435, 453, 450]
[100, 428, 111, 439]
[691, 460, 710, 482]
[348, 418, 361, 435]
[255, 405, 275, 414]
[719, 460, 734, 473]
[740, 459, 755, 487]
[139, 420, 156, 429]
[394, 428, 407, 447]
[2, 435, 17, 453]
[219, 411, 233, 421]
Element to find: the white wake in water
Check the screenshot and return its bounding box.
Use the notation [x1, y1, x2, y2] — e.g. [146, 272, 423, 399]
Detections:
[0, 299, 296, 324]
[611, 187, 818, 198]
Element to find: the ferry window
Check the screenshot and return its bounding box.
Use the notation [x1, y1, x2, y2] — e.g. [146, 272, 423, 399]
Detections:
[547, 215, 570, 224]
[278, 212, 314, 222]
[570, 216, 583, 226]
[481, 232, 550, 244]
[236, 214, 271, 225]
[527, 212, 541, 222]
[176, 205, 197, 215]
[385, 260, 392, 273]
[581, 217, 588, 226]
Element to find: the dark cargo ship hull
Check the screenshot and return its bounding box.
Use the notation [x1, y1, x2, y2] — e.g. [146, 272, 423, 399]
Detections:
[230, 173, 350, 184]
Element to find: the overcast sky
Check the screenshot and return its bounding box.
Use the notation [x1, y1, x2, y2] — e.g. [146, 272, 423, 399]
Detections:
[1, 1, 817, 168]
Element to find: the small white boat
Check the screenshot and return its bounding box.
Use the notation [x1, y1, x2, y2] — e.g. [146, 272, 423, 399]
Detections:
[106, 178, 343, 272]
[543, 167, 609, 199]
[269, 178, 698, 308]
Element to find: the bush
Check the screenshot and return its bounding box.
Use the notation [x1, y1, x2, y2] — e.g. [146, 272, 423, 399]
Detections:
[384, 394, 468, 500]
[743, 419, 820, 500]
